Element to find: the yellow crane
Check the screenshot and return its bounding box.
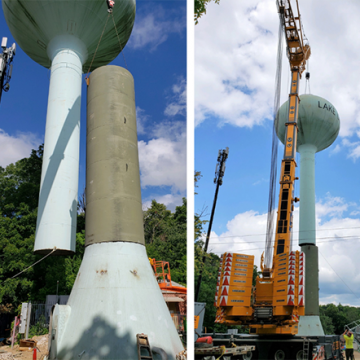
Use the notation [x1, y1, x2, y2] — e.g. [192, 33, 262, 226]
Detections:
[214, 0, 310, 335]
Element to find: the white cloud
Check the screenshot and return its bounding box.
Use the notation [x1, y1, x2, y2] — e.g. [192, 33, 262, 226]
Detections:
[129, 11, 185, 51]
[142, 193, 184, 212]
[138, 121, 186, 192]
[195, 0, 360, 157]
[342, 138, 360, 160]
[136, 106, 149, 135]
[0, 129, 42, 167]
[330, 144, 341, 156]
[164, 77, 186, 117]
[315, 194, 349, 220]
[207, 194, 360, 306]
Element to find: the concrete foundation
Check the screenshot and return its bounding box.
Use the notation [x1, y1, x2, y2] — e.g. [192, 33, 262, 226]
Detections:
[49, 242, 184, 359]
[297, 315, 325, 336]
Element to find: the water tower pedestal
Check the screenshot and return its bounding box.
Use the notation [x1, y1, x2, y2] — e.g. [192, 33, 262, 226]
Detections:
[35, 35, 87, 255]
[277, 94, 340, 336]
[297, 143, 323, 335]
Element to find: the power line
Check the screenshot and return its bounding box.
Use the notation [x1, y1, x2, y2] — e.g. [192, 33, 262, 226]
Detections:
[204, 235, 360, 245]
[318, 249, 360, 300]
[199, 225, 360, 240]
[208, 247, 360, 300]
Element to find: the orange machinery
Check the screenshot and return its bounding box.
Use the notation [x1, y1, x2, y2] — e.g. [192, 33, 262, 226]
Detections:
[149, 258, 186, 294]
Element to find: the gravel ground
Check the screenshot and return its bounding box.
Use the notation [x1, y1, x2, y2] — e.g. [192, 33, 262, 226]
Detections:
[0, 335, 48, 360]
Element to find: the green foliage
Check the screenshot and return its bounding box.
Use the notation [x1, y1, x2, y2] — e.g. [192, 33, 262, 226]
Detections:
[28, 315, 49, 337]
[253, 265, 261, 287]
[144, 198, 187, 286]
[195, 0, 220, 24]
[195, 249, 221, 332]
[320, 313, 335, 335]
[0, 147, 44, 308]
[0, 146, 86, 310]
[320, 304, 360, 335]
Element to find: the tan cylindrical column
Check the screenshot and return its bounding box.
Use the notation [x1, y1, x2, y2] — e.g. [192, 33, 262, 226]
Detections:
[86, 65, 145, 246]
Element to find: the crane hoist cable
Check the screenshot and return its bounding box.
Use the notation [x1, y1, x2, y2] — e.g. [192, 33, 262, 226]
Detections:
[111, 12, 128, 70]
[85, 12, 111, 84]
[85, 3, 129, 85]
[264, 8, 284, 269]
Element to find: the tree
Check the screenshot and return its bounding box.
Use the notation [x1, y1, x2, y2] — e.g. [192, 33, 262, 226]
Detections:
[144, 199, 187, 285]
[0, 147, 43, 310]
[195, 0, 220, 24]
[320, 304, 349, 334]
[0, 146, 86, 311]
[320, 313, 335, 335]
[143, 200, 172, 244]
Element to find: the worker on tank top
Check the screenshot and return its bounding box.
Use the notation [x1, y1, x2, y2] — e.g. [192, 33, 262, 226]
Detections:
[343, 329, 354, 360]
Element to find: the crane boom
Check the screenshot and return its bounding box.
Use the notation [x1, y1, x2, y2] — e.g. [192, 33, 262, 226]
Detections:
[278, 0, 310, 75]
[270, 0, 310, 270]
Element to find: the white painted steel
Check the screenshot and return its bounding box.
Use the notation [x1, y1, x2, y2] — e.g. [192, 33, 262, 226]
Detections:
[34, 36, 86, 254]
[297, 316, 325, 336]
[298, 144, 317, 246]
[52, 242, 184, 359]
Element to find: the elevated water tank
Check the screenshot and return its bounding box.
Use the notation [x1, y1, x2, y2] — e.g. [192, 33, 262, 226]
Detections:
[276, 94, 340, 153]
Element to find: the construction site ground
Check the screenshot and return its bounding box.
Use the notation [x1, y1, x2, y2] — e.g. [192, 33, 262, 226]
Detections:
[1, 336, 359, 359]
[0, 335, 48, 360]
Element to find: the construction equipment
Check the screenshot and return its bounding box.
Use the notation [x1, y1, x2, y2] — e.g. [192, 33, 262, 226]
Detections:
[149, 258, 186, 294]
[0, 37, 16, 104]
[214, 0, 310, 336]
[195, 147, 229, 302]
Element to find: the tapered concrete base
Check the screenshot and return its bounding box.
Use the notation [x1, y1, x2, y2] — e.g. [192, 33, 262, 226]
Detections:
[48, 242, 184, 360]
[297, 316, 324, 336]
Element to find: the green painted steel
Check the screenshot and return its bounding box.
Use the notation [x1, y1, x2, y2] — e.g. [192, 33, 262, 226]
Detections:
[276, 94, 340, 152]
[301, 245, 320, 316]
[86, 65, 145, 246]
[298, 144, 316, 246]
[2, 0, 135, 72]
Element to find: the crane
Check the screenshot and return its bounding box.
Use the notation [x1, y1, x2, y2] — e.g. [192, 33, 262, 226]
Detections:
[214, 0, 310, 335]
[0, 37, 16, 105]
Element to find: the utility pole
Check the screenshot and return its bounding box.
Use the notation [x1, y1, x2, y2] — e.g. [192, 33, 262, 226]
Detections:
[195, 147, 229, 302]
[0, 37, 16, 104]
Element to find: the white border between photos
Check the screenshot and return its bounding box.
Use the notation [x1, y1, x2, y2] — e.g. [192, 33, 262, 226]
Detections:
[187, 0, 195, 356]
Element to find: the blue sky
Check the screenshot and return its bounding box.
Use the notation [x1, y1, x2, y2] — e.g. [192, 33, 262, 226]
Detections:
[0, 0, 186, 212]
[195, 0, 360, 306]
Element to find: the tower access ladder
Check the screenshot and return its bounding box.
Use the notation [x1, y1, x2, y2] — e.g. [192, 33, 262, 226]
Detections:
[302, 337, 310, 360]
[136, 334, 154, 360]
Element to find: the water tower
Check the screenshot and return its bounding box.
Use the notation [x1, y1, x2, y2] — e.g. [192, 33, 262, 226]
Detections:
[2, 0, 135, 255]
[2, 1, 184, 358]
[277, 94, 340, 335]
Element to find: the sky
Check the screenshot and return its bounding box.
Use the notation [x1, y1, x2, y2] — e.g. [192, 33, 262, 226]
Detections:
[195, 0, 360, 307]
[0, 0, 186, 212]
